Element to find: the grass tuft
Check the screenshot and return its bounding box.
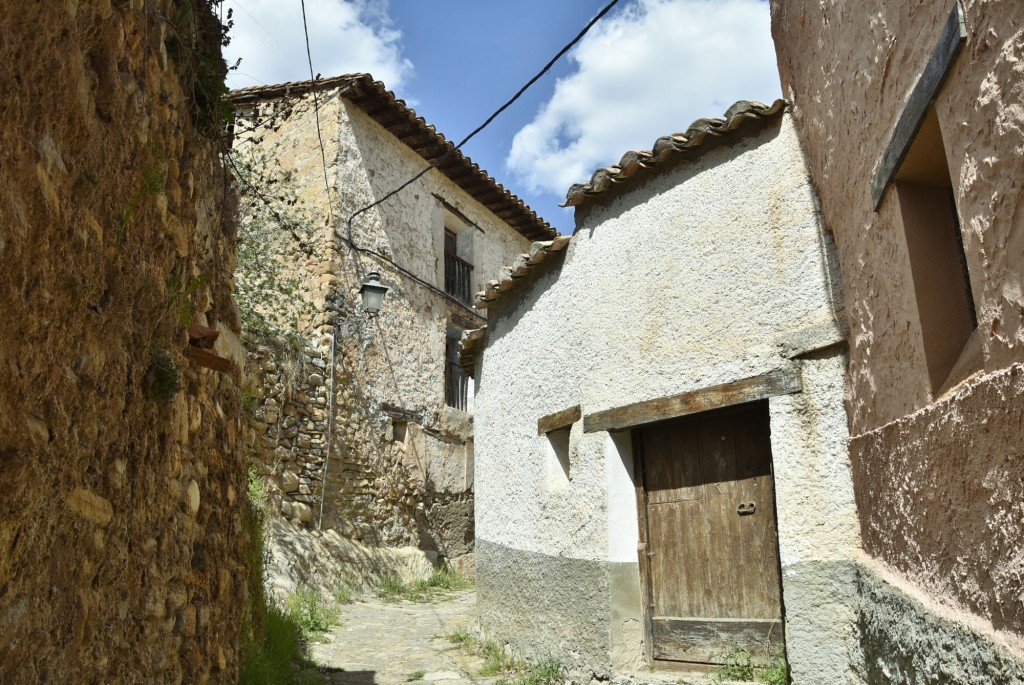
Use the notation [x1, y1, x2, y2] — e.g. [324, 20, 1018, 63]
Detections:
[712, 646, 789, 684]
[376, 568, 472, 603]
[376, 573, 406, 603]
[239, 467, 325, 684]
[758, 656, 789, 685]
[406, 671, 426, 682]
[714, 646, 754, 682]
[333, 583, 354, 605]
[284, 585, 341, 639]
[446, 630, 562, 685]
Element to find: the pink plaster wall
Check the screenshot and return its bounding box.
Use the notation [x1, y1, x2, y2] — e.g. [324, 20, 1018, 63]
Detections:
[771, 0, 1024, 636]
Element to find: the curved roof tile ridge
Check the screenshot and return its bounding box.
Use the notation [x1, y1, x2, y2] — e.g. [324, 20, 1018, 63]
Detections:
[563, 99, 787, 208]
[230, 73, 556, 241]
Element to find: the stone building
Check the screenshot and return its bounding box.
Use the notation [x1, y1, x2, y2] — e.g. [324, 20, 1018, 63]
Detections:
[230, 74, 554, 569]
[772, 0, 1024, 682]
[464, 102, 863, 680]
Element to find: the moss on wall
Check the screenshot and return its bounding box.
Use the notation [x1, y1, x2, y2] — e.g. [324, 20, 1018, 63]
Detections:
[0, 1, 247, 681]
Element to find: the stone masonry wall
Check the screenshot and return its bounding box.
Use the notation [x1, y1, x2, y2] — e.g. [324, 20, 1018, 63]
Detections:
[232, 85, 527, 570]
[0, 2, 247, 682]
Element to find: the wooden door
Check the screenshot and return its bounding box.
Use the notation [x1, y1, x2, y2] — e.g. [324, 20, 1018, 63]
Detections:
[635, 400, 783, 665]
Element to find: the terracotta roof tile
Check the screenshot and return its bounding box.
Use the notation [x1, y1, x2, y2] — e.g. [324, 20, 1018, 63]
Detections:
[460, 99, 788, 377]
[563, 99, 787, 208]
[229, 74, 556, 241]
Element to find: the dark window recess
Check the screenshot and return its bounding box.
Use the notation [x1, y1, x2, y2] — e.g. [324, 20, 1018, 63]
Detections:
[894, 107, 978, 392]
[444, 229, 473, 305]
[445, 332, 469, 411]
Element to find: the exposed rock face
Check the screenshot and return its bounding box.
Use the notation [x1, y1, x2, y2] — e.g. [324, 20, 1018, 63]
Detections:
[262, 518, 437, 604]
[0, 1, 246, 682]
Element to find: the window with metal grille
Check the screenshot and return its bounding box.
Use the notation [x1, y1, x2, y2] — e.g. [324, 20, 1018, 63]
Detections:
[445, 330, 469, 411]
[444, 229, 473, 305]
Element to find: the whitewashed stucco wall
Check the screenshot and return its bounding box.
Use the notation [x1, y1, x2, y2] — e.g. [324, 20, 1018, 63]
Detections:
[475, 114, 861, 680]
[478, 115, 847, 554]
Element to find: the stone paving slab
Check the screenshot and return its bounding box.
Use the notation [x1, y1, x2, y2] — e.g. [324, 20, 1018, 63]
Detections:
[309, 589, 752, 685]
[310, 589, 496, 685]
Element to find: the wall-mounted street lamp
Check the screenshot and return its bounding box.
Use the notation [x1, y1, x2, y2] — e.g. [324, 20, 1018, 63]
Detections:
[359, 271, 389, 316]
[319, 270, 390, 531]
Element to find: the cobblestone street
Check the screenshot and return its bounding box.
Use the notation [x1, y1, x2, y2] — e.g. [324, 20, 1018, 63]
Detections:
[311, 590, 496, 685]
[308, 589, 740, 685]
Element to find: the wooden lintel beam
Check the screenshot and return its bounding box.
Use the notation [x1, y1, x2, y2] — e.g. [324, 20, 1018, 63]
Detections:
[582, 367, 801, 433]
[871, 3, 966, 210]
[537, 405, 582, 435]
[185, 346, 234, 374]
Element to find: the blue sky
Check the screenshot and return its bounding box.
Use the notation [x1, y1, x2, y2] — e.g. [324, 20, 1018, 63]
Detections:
[224, 0, 781, 234]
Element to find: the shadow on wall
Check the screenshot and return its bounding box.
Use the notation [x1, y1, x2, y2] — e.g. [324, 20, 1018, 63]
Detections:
[479, 256, 567, 361]
[320, 250, 469, 561]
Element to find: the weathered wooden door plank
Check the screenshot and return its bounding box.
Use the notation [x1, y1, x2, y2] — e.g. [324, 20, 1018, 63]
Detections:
[651, 617, 784, 664]
[637, 401, 784, 665]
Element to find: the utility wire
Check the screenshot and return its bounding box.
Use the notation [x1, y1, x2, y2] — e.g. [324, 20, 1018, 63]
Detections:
[293, 0, 620, 529]
[333, 0, 620, 315]
[299, 0, 335, 227]
[291, 1, 621, 316]
[345, 0, 620, 240]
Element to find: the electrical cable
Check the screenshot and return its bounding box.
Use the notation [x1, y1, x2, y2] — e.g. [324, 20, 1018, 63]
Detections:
[333, 0, 621, 316]
[299, 0, 335, 227]
[344, 0, 620, 242]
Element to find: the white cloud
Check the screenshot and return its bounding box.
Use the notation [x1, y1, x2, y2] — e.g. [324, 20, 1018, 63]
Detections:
[507, 0, 781, 199]
[223, 0, 413, 90]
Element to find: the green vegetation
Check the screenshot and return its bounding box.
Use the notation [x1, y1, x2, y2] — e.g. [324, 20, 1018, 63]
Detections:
[715, 646, 755, 682]
[406, 671, 426, 682]
[758, 656, 790, 685]
[284, 585, 342, 639]
[333, 583, 354, 606]
[146, 346, 181, 405]
[165, 273, 209, 328]
[375, 569, 473, 604]
[446, 630, 564, 685]
[712, 646, 790, 684]
[239, 466, 325, 685]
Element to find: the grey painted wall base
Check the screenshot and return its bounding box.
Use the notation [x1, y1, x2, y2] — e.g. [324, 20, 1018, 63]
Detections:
[855, 567, 1024, 685]
[478, 539, 1024, 685]
[477, 538, 624, 675]
[782, 560, 864, 685]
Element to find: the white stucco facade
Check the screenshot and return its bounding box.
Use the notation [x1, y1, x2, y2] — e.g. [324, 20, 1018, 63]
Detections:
[474, 113, 862, 682]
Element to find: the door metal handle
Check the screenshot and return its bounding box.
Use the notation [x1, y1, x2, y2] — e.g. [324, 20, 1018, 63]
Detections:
[737, 501, 756, 516]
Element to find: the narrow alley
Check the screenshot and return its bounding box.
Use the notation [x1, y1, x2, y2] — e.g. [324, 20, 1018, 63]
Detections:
[309, 589, 740, 685]
[311, 590, 487, 685]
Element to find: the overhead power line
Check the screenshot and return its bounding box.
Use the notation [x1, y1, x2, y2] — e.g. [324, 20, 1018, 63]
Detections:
[299, 0, 334, 227]
[293, 0, 621, 314]
[345, 0, 621, 239]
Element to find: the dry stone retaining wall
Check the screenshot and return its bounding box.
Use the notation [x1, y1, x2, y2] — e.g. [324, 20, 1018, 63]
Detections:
[0, 1, 247, 682]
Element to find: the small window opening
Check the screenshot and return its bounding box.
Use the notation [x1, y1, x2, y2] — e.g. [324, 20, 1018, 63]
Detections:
[894, 107, 978, 393]
[443, 210, 474, 305]
[445, 328, 470, 411]
[545, 427, 571, 490]
[391, 419, 408, 445]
